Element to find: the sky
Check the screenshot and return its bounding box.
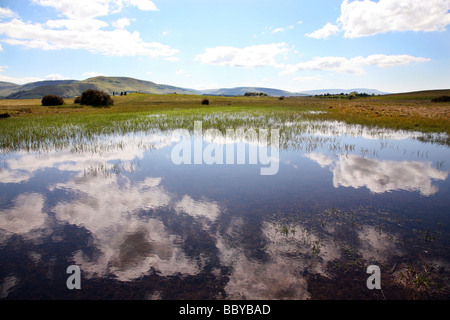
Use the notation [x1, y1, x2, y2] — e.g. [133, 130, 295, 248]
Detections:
[0, 0, 449, 93]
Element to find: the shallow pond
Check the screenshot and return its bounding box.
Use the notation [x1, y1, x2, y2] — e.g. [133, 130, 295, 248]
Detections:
[0, 115, 449, 299]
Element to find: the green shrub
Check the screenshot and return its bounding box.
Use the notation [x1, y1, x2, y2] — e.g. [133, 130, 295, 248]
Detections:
[74, 96, 81, 104]
[41, 95, 64, 106]
[431, 95, 450, 102]
[201, 98, 209, 105]
[80, 89, 114, 107]
[244, 92, 267, 97]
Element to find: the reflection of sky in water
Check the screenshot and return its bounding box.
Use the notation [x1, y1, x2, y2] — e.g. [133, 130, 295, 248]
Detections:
[0, 120, 449, 299]
[305, 153, 447, 196]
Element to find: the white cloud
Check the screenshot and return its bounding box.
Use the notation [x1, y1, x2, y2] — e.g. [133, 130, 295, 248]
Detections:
[282, 56, 361, 74]
[353, 54, 431, 68]
[305, 22, 339, 39]
[0, 67, 42, 84]
[0, 76, 42, 84]
[44, 73, 67, 80]
[271, 27, 284, 34]
[45, 18, 108, 31]
[83, 71, 105, 77]
[0, 18, 178, 58]
[112, 17, 133, 29]
[165, 56, 180, 62]
[176, 69, 191, 77]
[282, 54, 430, 75]
[0, 1, 171, 59]
[33, 0, 115, 19]
[0, 7, 16, 20]
[126, 0, 158, 11]
[339, 0, 450, 38]
[293, 75, 322, 82]
[195, 43, 288, 68]
[309, 0, 450, 39]
[32, 0, 158, 19]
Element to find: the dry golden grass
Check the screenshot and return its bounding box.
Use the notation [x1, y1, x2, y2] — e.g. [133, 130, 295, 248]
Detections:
[313, 97, 450, 134]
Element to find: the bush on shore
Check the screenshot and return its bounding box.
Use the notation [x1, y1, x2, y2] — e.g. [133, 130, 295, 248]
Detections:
[80, 89, 114, 107]
[431, 95, 450, 102]
[41, 95, 64, 106]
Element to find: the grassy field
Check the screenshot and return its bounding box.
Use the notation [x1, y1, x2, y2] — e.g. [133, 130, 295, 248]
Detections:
[0, 91, 449, 151]
[307, 90, 450, 135]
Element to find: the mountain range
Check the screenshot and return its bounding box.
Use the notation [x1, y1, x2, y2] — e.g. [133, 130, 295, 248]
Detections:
[0, 76, 389, 99]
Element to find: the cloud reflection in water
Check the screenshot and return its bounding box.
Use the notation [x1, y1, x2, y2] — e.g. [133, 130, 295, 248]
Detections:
[0, 122, 449, 299]
[305, 152, 448, 196]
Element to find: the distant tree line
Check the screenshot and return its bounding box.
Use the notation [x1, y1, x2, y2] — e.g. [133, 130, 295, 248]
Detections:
[315, 92, 377, 100]
[244, 92, 268, 97]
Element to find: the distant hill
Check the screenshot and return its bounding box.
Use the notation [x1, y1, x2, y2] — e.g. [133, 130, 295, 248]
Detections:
[79, 77, 200, 95]
[1, 76, 397, 99]
[0, 81, 22, 98]
[298, 88, 389, 96]
[3, 76, 199, 99]
[0, 81, 19, 88]
[201, 87, 307, 97]
[201, 87, 389, 97]
[20, 80, 77, 91]
[6, 83, 103, 99]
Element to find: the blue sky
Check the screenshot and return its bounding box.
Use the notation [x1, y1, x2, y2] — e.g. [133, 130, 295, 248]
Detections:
[0, 0, 449, 93]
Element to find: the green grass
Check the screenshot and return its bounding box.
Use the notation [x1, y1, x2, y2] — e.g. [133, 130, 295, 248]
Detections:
[0, 92, 449, 151]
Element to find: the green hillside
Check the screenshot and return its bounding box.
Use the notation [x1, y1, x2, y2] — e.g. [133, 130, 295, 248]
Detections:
[4, 76, 200, 99]
[6, 83, 104, 99]
[0, 81, 21, 98]
[202, 86, 302, 97]
[79, 76, 199, 95]
[0, 81, 19, 88]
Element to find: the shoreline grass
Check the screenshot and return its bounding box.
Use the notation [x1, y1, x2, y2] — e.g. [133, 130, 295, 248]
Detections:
[1, 92, 449, 151]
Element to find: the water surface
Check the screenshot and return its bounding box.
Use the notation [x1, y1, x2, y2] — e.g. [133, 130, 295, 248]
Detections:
[0, 116, 449, 299]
